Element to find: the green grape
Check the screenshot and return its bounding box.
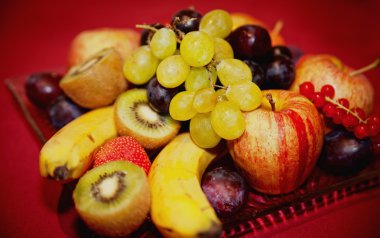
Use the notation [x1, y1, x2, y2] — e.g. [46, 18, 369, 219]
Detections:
[213, 38, 234, 61]
[156, 55, 190, 88]
[123, 46, 159, 85]
[211, 101, 245, 140]
[180, 31, 214, 67]
[190, 112, 221, 148]
[169, 91, 197, 121]
[215, 88, 228, 102]
[226, 81, 262, 111]
[193, 87, 217, 113]
[185, 67, 217, 91]
[199, 9, 233, 39]
[150, 28, 177, 60]
[216, 58, 252, 86]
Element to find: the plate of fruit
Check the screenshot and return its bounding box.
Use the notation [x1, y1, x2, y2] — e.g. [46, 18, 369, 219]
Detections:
[5, 7, 380, 238]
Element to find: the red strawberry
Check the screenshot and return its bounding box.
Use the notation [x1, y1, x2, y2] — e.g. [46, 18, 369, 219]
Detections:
[93, 136, 151, 174]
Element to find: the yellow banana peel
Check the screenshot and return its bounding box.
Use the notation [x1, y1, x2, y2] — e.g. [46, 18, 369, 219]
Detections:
[149, 133, 224, 238]
[39, 106, 117, 182]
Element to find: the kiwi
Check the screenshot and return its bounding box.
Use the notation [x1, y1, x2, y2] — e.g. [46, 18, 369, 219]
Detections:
[60, 48, 127, 109]
[114, 88, 181, 150]
[73, 160, 150, 237]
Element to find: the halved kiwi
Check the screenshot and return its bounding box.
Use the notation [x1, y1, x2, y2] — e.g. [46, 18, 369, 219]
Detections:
[73, 160, 150, 237]
[60, 47, 127, 109]
[114, 88, 181, 150]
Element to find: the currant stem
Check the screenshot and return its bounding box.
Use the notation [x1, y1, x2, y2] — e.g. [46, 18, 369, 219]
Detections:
[325, 97, 366, 123]
[272, 20, 284, 35]
[266, 93, 276, 111]
[349, 58, 380, 77]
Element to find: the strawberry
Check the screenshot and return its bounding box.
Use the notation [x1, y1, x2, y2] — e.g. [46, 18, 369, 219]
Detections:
[93, 136, 151, 174]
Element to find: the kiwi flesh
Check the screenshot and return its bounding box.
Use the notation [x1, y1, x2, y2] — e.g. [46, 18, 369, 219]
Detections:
[114, 88, 181, 150]
[73, 160, 150, 237]
[60, 47, 127, 109]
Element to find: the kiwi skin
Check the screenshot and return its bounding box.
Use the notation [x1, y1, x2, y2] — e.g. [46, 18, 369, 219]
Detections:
[60, 48, 127, 109]
[73, 161, 150, 237]
[114, 89, 181, 150]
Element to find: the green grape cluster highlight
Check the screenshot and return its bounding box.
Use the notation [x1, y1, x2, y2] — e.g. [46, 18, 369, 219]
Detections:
[123, 8, 264, 149]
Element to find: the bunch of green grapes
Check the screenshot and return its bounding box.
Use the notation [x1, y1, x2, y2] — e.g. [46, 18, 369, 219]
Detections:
[123, 9, 263, 149]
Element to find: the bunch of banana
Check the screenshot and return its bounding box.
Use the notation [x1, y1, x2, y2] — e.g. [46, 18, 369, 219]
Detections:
[149, 133, 224, 238]
[39, 106, 117, 182]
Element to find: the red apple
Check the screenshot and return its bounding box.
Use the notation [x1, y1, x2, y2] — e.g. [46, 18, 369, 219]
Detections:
[228, 90, 324, 194]
[289, 54, 375, 115]
[67, 28, 140, 67]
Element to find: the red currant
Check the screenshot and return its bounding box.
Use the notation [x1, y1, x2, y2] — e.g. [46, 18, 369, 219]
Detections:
[333, 108, 346, 124]
[321, 84, 335, 99]
[351, 108, 366, 120]
[368, 123, 380, 137]
[322, 102, 336, 118]
[367, 115, 380, 127]
[312, 92, 326, 108]
[367, 115, 380, 136]
[337, 98, 350, 108]
[354, 124, 369, 139]
[342, 114, 359, 130]
[299, 82, 315, 100]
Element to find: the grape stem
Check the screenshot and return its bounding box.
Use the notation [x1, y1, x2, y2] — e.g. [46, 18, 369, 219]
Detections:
[136, 24, 182, 43]
[272, 20, 284, 35]
[325, 97, 366, 123]
[266, 93, 276, 111]
[349, 58, 380, 77]
[135, 24, 158, 32]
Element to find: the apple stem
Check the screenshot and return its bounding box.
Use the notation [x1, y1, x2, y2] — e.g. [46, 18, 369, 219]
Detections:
[266, 93, 276, 111]
[349, 58, 380, 77]
[272, 20, 284, 35]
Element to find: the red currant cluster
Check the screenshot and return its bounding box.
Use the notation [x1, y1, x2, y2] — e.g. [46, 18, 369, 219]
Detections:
[299, 82, 380, 139]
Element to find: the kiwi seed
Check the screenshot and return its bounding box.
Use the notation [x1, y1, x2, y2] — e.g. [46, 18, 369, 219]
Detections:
[114, 88, 181, 150]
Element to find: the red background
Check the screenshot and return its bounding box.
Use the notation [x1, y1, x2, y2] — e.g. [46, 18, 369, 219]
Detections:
[1, 0, 380, 237]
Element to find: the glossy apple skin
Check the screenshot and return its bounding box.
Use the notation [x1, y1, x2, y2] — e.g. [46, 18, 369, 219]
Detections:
[289, 54, 374, 115]
[67, 28, 140, 67]
[228, 90, 324, 194]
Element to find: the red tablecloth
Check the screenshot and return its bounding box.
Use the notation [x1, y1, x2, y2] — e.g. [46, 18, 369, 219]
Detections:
[1, 0, 380, 237]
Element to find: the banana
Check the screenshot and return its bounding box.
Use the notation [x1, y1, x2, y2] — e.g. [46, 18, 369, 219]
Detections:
[39, 106, 117, 182]
[149, 133, 224, 238]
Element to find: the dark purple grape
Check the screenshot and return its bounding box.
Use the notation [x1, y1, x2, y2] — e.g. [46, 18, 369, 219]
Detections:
[264, 55, 295, 89]
[287, 45, 304, 64]
[140, 23, 165, 46]
[146, 77, 180, 114]
[227, 25, 272, 63]
[243, 60, 265, 88]
[25, 72, 64, 108]
[318, 128, 373, 175]
[272, 45, 292, 59]
[201, 167, 247, 217]
[48, 96, 87, 129]
[171, 8, 202, 34]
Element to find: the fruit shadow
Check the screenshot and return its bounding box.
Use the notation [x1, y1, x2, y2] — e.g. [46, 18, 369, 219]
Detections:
[56, 180, 100, 238]
[56, 180, 162, 238]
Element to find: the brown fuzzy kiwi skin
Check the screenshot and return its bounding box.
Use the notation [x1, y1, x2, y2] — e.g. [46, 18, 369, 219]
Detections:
[114, 113, 181, 150]
[60, 48, 127, 109]
[74, 166, 151, 237]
